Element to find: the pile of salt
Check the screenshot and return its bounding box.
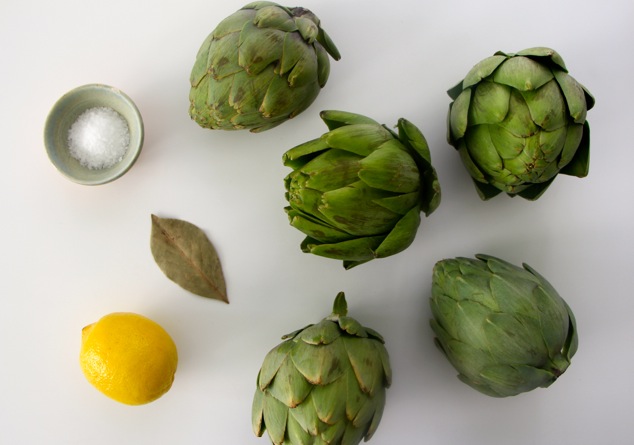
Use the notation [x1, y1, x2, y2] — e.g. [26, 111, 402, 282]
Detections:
[67, 106, 130, 170]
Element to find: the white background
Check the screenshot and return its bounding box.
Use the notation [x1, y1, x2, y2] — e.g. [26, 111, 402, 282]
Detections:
[2, 0, 633, 444]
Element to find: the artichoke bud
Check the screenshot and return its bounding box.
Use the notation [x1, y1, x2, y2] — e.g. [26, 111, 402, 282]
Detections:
[252, 292, 392, 445]
[447, 47, 595, 200]
[430, 254, 578, 397]
[283, 111, 441, 269]
[189, 2, 340, 133]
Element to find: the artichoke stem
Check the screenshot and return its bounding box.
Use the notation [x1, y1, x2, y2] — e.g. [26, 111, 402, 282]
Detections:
[330, 292, 348, 319]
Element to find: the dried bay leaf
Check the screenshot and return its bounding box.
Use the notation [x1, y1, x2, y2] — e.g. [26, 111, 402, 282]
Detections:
[150, 214, 228, 303]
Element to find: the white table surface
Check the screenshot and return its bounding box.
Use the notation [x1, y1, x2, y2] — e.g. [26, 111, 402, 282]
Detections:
[2, 0, 633, 443]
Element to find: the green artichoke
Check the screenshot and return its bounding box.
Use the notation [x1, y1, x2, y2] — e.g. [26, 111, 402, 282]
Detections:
[283, 110, 441, 269]
[252, 292, 392, 445]
[189, 1, 340, 132]
[447, 47, 595, 200]
[430, 254, 578, 397]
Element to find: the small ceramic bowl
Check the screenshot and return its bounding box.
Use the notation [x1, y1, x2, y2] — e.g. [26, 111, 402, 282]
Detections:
[44, 84, 144, 185]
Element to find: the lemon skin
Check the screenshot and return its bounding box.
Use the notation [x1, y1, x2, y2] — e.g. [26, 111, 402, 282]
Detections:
[79, 312, 178, 405]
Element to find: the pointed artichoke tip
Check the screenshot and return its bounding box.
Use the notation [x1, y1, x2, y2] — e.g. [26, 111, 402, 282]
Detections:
[331, 291, 348, 317]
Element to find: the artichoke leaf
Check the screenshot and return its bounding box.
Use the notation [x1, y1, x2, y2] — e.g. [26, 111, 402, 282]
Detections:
[451, 299, 494, 351]
[311, 374, 348, 424]
[465, 126, 504, 175]
[492, 56, 554, 91]
[365, 387, 386, 440]
[288, 391, 320, 436]
[252, 387, 265, 436]
[520, 79, 567, 131]
[278, 32, 308, 78]
[447, 269, 496, 306]
[259, 340, 295, 390]
[298, 149, 362, 192]
[261, 74, 317, 118]
[447, 80, 465, 101]
[238, 22, 285, 75]
[231, 111, 277, 131]
[283, 137, 330, 169]
[320, 419, 346, 444]
[531, 285, 569, 359]
[488, 124, 524, 160]
[484, 313, 546, 365]
[206, 76, 234, 122]
[315, 42, 331, 88]
[448, 88, 471, 140]
[228, 68, 272, 113]
[304, 236, 383, 262]
[190, 33, 214, 86]
[421, 166, 441, 216]
[463, 55, 507, 89]
[323, 124, 393, 157]
[469, 81, 511, 125]
[343, 369, 370, 424]
[319, 183, 400, 236]
[478, 254, 524, 275]
[150, 215, 228, 303]
[559, 122, 590, 178]
[457, 142, 487, 182]
[350, 392, 376, 429]
[189, 75, 213, 124]
[515, 177, 556, 200]
[208, 33, 243, 80]
[373, 206, 420, 259]
[479, 364, 556, 397]
[441, 338, 490, 386]
[523, 264, 576, 359]
[489, 273, 540, 317]
[212, 9, 254, 39]
[553, 70, 589, 123]
[342, 337, 383, 396]
[317, 28, 341, 61]
[500, 89, 539, 137]
[295, 16, 319, 43]
[473, 178, 503, 200]
[358, 140, 420, 193]
[262, 391, 289, 444]
[286, 410, 313, 444]
[286, 40, 318, 88]
[373, 192, 419, 215]
[539, 126, 568, 162]
[516, 47, 567, 72]
[457, 373, 505, 397]
[291, 338, 346, 385]
[337, 316, 368, 338]
[376, 343, 392, 387]
[341, 423, 367, 445]
[397, 117, 432, 164]
[267, 354, 313, 408]
[286, 208, 352, 243]
[286, 182, 323, 214]
[320, 110, 380, 131]
[557, 122, 584, 168]
[582, 84, 596, 110]
[253, 5, 297, 32]
[297, 320, 341, 345]
[563, 301, 579, 360]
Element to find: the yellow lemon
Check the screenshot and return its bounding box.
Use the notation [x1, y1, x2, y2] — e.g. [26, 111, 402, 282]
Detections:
[79, 312, 178, 405]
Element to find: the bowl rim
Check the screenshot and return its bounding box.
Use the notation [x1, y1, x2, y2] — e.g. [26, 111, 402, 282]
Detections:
[44, 83, 144, 186]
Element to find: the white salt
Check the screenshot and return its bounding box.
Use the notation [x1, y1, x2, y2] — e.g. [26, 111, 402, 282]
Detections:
[67, 106, 130, 170]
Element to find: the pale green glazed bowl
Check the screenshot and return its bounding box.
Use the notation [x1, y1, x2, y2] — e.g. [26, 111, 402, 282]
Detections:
[44, 84, 144, 185]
